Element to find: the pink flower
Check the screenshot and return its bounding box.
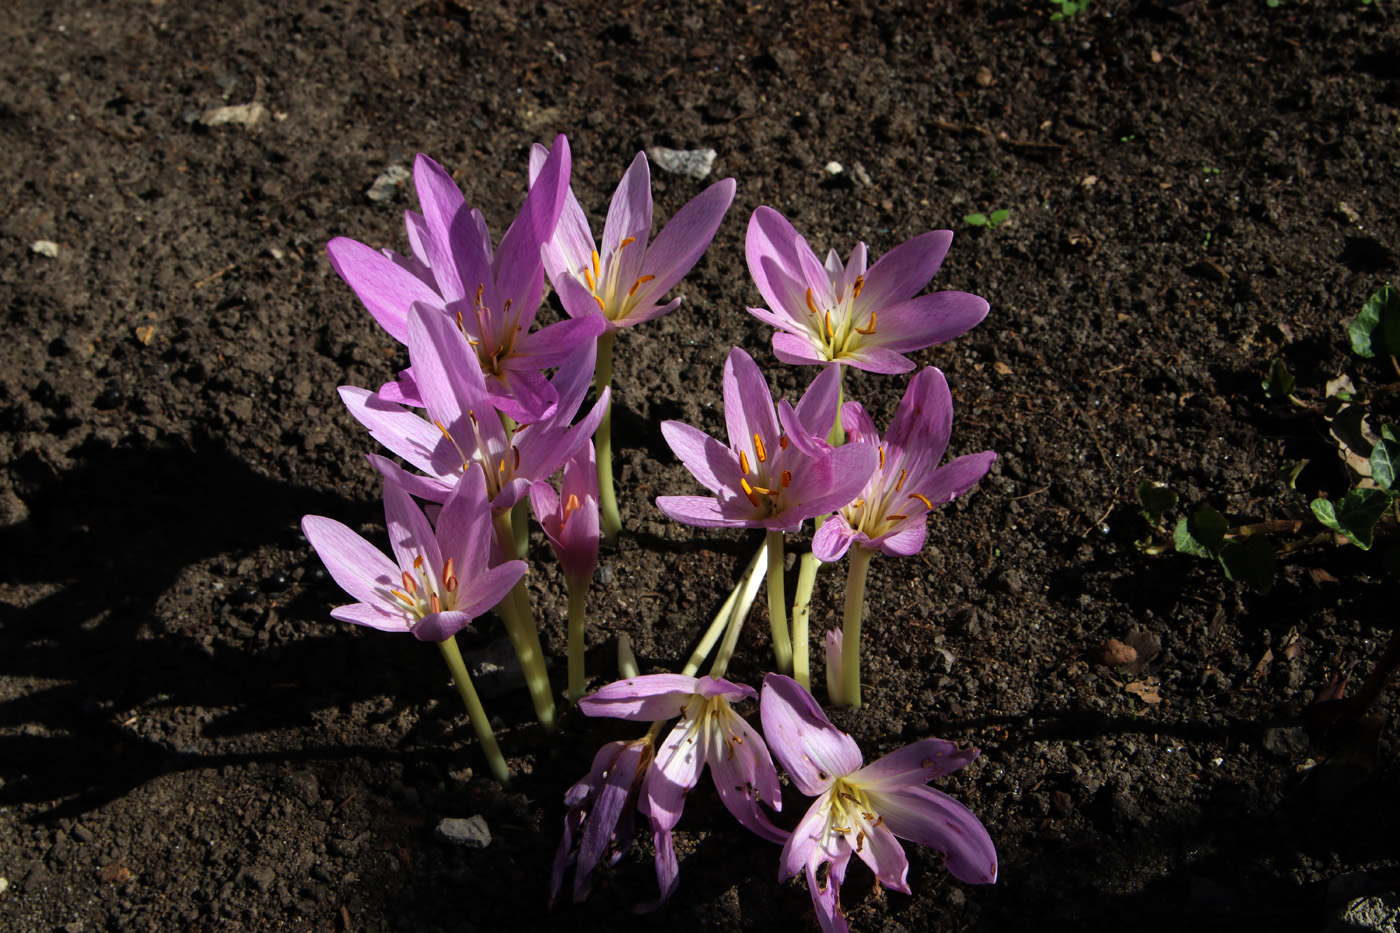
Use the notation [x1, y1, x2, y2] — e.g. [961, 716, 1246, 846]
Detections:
[529, 441, 601, 589]
[761, 674, 997, 933]
[813, 367, 995, 561]
[655, 348, 877, 534]
[551, 737, 655, 905]
[746, 207, 988, 374]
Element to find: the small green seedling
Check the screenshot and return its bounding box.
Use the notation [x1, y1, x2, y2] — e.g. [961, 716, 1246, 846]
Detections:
[1049, 0, 1090, 20]
[965, 209, 1011, 229]
[1262, 358, 1296, 401]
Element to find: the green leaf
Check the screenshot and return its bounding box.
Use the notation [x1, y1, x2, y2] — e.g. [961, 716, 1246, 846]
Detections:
[1136, 481, 1177, 525]
[964, 213, 989, 226]
[1371, 434, 1400, 490]
[1174, 507, 1227, 558]
[1349, 284, 1400, 359]
[1311, 488, 1391, 549]
[1261, 357, 1295, 400]
[989, 209, 1011, 226]
[1219, 534, 1276, 594]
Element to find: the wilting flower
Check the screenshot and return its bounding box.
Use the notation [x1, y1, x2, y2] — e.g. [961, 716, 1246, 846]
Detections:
[301, 461, 526, 642]
[581, 673, 787, 904]
[746, 207, 989, 374]
[532, 147, 736, 333]
[326, 138, 605, 421]
[529, 441, 600, 590]
[339, 304, 608, 512]
[813, 367, 995, 562]
[760, 674, 997, 933]
[656, 347, 877, 533]
[551, 736, 655, 905]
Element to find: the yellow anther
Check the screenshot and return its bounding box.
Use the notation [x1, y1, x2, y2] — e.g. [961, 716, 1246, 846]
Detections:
[591, 249, 601, 279]
[592, 293, 606, 313]
[563, 493, 581, 524]
[391, 588, 413, 605]
[627, 274, 655, 297]
[895, 468, 907, 492]
[878, 446, 885, 470]
[908, 492, 934, 510]
[584, 266, 597, 291]
[824, 310, 834, 339]
[805, 287, 820, 316]
[740, 450, 751, 474]
[740, 477, 762, 508]
[855, 312, 877, 335]
[498, 459, 507, 476]
[853, 274, 864, 299]
[753, 433, 767, 463]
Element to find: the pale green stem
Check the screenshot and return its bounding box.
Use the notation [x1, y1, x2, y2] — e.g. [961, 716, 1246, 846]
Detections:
[765, 530, 792, 675]
[618, 633, 639, 679]
[790, 549, 821, 691]
[827, 370, 846, 447]
[839, 545, 875, 708]
[511, 498, 529, 559]
[437, 637, 511, 786]
[490, 510, 557, 732]
[683, 543, 767, 677]
[566, 578, 589, 703]
[594, 331, 622, 543]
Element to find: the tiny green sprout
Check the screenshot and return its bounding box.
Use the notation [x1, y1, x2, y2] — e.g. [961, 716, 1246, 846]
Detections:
[1203, 166, 1221, 175]
[964, 209, 1011, 229]
[1120, 134, 1137, 143]
[1049, 0, 1090, 20]
[1262, 358, 1296, 401]
[1202, 231, 1213, 249]
[1348, 283, 1400, 359]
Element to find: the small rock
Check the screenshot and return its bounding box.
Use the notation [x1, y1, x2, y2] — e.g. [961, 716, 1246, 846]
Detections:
[1101, 639, 1137, 667]
[823, 161, 843, 175]
[1329, 894, 1400, 933]
[435, 815, 491, 849]
[975, 66, 994, 87]
[366, 164, 412, 202]
[851, 162, 872, 187]
[594, 564, 615, 585]
[647, 146, 716, 180]
[30, 240, 59, 258]
[1262, 723, 1310, 759]
[200, 102, 267, 128]
[1336, 202, 1363, 226]
[931, 648, 956, 674]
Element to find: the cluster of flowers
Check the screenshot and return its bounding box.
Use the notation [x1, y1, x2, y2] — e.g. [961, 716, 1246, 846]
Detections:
[302, 133, 997, 931]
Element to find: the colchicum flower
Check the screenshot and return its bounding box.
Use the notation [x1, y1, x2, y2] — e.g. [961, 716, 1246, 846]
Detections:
[533, 147, 736, 333]
[813, 367, 995, 561]
[529, 441, 601, 590]
[760, 674, 997, 933]
[300, 461, 526, 643]
[581, 673, 787, 904]
[656, 347, 877, 533]
[746, 206, 989, 374]
[326, 137, 605, 421]
[551, 736, 655, 905]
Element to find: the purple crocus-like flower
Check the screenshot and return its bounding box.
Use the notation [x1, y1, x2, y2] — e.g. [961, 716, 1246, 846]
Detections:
[746, 207, 989, 374]
[551, 736, 655, 905]
[760, 674, 997, 933]
[529, 441, 600, 589]
[581, 673, 787, 904]
[656, 347, 878, 533]
[300, 461, 526, 643]
[326, 137, 605, 421]
[339, 304, 609, 512]
[813, 367, 995, 562]
[531, 146, 736, 334]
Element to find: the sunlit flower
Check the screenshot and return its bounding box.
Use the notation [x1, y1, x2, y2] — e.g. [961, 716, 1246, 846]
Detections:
[746, 207, 988, 373]
[529, 441, 600, 590]
[761, 674, 997, 933]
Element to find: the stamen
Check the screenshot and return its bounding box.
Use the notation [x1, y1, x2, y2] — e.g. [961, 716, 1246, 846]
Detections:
[592, 293, 606, 313]
[855, 312, 877, 335]
[908, 492, 934, 510]
[852, 274, 864, 299]
[824, 310, 834, 339]
[740, 450, 751, 474]
[413, 555, 425, 569]
[591, 249, 600, 280]
[442, 559, 455, 588]
[391, 588, 413, 605]
[563, 493, 580, 524]
[445, 575, 458, 592]
[781, 469, 791, 488]
[753, 433, 767, 463]
[856, 831, 866, 854]
[779, 436, 789, 450]
[429, 592, 441, 614]
[878, 446, 885, 470]
[498, 459, 507, 477]
[584, 267, 596, 291]
[740, 477, 762, 508]
[475, 283, 484, 307]
[805, 287, 820, 316]
[627, 274, 655, 297]
[619, 236, 636, 249]
[402, 571, 417, 594]
[896, 468, 907, 492]
[887, 513, 909, 522]
[512, 446, 520, 470]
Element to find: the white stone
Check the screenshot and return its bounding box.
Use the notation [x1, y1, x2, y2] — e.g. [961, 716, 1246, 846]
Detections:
[647, 146, 717, 180]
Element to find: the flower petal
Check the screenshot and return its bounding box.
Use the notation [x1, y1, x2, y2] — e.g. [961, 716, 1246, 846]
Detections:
[870, 785, 998, 885]
[812, 518, 859, 563]
[578, 674, 700, 721]
[410, 610, 476, 642]
[660, 421, 739, 496]
[760, 674, 862, 796]
[857, 229, 953, 310]
[329, 602, 410, 632]
[637, 176, 736, 299]
[723, 347, 780, 469]
[655, 494, 741, 528]
[302, 515, 398, 612]
[870, 291, 990, 353]
[856, 739, 981, 790]
[326, 237, 442, 344]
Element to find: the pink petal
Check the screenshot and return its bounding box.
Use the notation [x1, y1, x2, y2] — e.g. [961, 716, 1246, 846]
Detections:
[452, 560, 528, 619]
[326, 237, 442, 344]
[870, 785, 998, 885]
[856, 739, 981, 789]
[660, 421, 739, 496]
[410, 610, 476, 642]
[578, 674, 699, 721]
[722, 347, 780, 466]
[654, 494, 741, 528]
[771, 331, 832, 368]
[302, 515, 398, 611]
[330, 602, 410, 632]
[836, 344, 916, 374]
[857, 229, 953, 310]
[853, 820, 910, 894]
[637, 176, 736, 298]
[811, 518, 859, 563]
[759, 674, 861, 796]
[872, 291, 990, 353]
[920, 451, 997, 509]
[411, 154, 471, 304]
[383, 479, 442, 577]
[338, 386, 450, 480]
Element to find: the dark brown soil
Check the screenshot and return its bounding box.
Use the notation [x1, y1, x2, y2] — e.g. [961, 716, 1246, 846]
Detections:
[3, 1, 1400, 931]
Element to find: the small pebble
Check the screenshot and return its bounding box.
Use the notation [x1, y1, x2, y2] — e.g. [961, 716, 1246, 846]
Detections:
[824, 161, 843, 175]
[366, 164, 412, 202]
[262, 573, 290, 594]
[435, 815, 491, 849]
[647, 146, 716, 180]
[30, 240, 60, 258]
[95, 387, 125, 410]
[1101, 639, 1137, 667]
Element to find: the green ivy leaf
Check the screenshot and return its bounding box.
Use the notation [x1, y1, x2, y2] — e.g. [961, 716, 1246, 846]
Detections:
[1174, 507, 1227, 558]
[1371, 434, 1400, 490]
[1311, 488, 1391, 549]
[1262, 358, 1295, 400]
[1136, 481, 1177, 525]
[1349, 284, 1399, 359]
[1219, 534, 1276, 594]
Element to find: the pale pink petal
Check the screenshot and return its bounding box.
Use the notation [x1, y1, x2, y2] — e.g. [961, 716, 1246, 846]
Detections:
[871, 291, 990, 353]
[410, 610, 476, 642]
[836, 344, 917, 375]
[853, 820, 910, 893]
[812, 518, 860, 563]
[857, 739, 980, 789]
[772, 331, 832, 368]
[451, 560, 528, 619]
[578, 674, 700, 721]
[637, 177, 736, 297]
[655, 494, 741, 528]
[329, 602, 409, 632]
[857, 229, 953, 310]
[326, 237, 443, 343]
[338, 386, 451, 480]
[919, 451, 997, 509]
[722, 347, 780, 466]
[302, 515, 398, 612]
[412, 154, 471, 304]
[383, 479, 443, 577]
[760, 674, 861, 796]
[870, 785, 998, 885]
[660, 421, 740, 495]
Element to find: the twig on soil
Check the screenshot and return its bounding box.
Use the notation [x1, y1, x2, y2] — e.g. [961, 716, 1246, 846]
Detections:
[193, 263, 238, 289]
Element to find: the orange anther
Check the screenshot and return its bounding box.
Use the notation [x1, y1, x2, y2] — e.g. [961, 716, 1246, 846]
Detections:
[740, 477, 762, 508]
[824, 310, 834, 339]
[513, 446, 520, 470]
[740, 450, 751, 474]
[442, 558, 455, 586]
[430, 593, 441, 614]
[753, 433, 767, 463]
[584, 267, 597, 291]
[852, 275, 864, 299]
[878, 446, 885, 470]
[563, 493, 580, 523]
[619, 236, 636, 249]
[445, 575, 458, 592]
[627, 274, 655, 297]
[402, 571, 417, 594]
[908, 492, 934, 510]
[413, 555, 425, 569]
[895, 468, 907, 492]
[855, 312, 876, 335]
[592, 293, 606, 313]
[781, 469, 791, 488]
[591, 250, 601, 279]
[779, 435, 789, 450]
[805, 287, 820, 316]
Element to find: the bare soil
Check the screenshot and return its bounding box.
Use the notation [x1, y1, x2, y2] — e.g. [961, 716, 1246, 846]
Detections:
[3, 1, 1399, 931]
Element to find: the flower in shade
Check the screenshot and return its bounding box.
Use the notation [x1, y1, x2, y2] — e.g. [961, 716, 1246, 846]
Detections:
[760, 674, 997, 933]
[551, 736, 655, 905]
[326, 137, 605, 422]
[300, 459, 526, 642]
[746, 206, 989, 374]
[655, 347, 878, 533]
[529, 440, 601, 589]
[339, 304, 608, 512]
[581, 673, 787, 904]
[813, 367, 995, 562]
[532, 146, 736, 334]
